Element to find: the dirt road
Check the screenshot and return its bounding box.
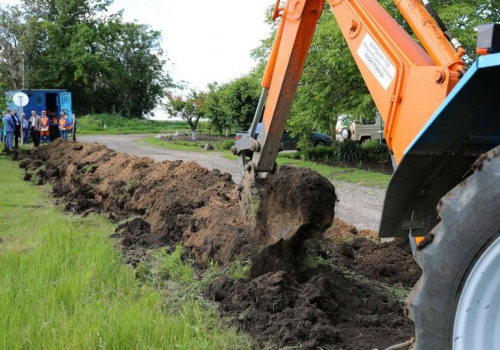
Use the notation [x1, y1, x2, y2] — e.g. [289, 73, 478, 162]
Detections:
[79, 134, 385, 231]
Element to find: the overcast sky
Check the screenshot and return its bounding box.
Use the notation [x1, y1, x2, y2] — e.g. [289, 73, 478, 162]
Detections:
[1, 0, 272, 90]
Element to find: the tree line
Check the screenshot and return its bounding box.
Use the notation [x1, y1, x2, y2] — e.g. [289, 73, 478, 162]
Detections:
[1, 0, 498, 128]
[0, 0, 172, 117]
[185, 0, 500, 142]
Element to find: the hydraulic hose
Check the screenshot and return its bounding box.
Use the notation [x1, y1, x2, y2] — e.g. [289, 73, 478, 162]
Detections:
[421, 0, 464, 52]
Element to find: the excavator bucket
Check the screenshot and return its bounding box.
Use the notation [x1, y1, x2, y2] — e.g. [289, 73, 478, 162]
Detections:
[238, 165, 337, 245]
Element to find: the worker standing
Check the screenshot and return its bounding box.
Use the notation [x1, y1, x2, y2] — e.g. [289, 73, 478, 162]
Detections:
[3, 110, 14, 152]
[21, 113, 30, 144]
[40, 111, 50, 143]
[71, 114, 77, 142]
[0, 111, 4, 144]
[29, 110, 41, 147]
[59, 112, 68, 140]
[12, 109, 21, 148]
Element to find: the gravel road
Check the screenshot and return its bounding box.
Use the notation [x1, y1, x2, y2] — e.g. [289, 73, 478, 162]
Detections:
[79, 134, 386, 231]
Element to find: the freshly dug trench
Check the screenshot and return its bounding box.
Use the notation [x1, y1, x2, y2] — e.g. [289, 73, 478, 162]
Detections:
[16, 140, 419, 349]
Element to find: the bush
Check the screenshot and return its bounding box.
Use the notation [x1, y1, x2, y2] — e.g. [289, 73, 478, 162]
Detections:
[334, 140, 365, 162]
[300, 146, 335, 162]
[361, 140, 391, 162]
[278, 151, 301, 160]
[215, 139, 234, 151]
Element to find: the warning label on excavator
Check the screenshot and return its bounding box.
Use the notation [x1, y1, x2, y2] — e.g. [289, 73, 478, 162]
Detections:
[357, 34, 395, 90]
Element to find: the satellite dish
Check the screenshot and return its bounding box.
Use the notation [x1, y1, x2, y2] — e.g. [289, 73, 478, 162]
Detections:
[12, 92, 29, 107]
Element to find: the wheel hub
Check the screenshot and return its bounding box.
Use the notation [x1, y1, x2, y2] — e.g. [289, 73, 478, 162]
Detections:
[453, 235, 500, 349]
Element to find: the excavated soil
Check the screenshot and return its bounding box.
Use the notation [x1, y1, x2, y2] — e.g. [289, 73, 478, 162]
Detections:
[325, 219, 420, 287]
[13, 140, 419, 349]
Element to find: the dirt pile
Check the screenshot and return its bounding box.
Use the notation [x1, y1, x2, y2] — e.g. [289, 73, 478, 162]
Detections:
[337, 237, 420, 287]
[325, 219, 421, 287]
[16, 140, 419, 349]
[207, 263, 413, 349]
[24, 139, 249, 265]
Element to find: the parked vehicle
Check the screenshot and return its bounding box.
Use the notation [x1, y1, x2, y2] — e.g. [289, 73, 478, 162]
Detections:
[335, 113, 383, 143]
[235, 123, 333, 150]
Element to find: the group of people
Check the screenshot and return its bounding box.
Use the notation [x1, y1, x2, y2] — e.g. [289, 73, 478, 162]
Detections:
[1, 109, 77, 152]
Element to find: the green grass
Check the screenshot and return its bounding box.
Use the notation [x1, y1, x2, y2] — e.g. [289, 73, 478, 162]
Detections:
[276, 157, 391, 187]
[78, 113, 211, 135]
[142, 137, 234, 153]
[144, 135, 390, 187]
[142, 136, 207, 152]
[223, 153, 391, 187]
[0, 156, 251, 349]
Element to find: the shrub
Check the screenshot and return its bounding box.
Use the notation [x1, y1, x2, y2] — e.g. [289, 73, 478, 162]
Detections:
[361, 140, 391, 162]
[334, 140, 365, 162]
[300, 146, 335, 162]
[278, 151, 301, 160]
[215, 139, 234, 151]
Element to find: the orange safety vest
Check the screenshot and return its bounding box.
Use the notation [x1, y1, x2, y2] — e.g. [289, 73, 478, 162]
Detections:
[59, 117, 67, 129]
[41, 117, 49, 131]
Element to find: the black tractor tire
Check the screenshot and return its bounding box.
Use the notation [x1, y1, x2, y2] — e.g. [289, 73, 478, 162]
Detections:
[407, 146, 500, 349]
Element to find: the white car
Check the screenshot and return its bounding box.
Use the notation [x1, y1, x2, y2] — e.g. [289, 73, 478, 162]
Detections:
[335, 113, 384, 143]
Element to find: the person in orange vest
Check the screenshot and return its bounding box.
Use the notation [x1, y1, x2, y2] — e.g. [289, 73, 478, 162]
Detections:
[59, 112, 68, 140]
[40, 110, 50, 143]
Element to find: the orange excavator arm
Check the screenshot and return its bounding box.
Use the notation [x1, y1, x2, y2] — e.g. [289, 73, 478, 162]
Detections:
[232, 0, 469, 244]
[234, 0, 466, 170]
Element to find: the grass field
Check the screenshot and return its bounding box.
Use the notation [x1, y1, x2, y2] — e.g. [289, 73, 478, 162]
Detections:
[0, 156, 251, 349]
[143, 137, 390, 187]
[223, 153, 391, 187]
[275, 157, 391, 187]
[78, 114, 213, 135]
[142, 137, 234, 153]
[143, 136, 207, 152]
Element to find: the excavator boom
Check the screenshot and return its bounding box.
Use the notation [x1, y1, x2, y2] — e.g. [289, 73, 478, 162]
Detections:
[233, 0, 467, 243]
[233, 1, 500, 349]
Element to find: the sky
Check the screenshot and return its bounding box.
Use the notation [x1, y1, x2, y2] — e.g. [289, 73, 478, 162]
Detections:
[1, 0, 273, 118]
[108, 0, 272, 90]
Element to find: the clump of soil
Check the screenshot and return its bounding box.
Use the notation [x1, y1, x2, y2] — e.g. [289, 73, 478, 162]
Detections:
[323, 219, 420, 287]
[206, 265, 413, 349]
[256, 166, 337, 244]
[15, 139, 419, 349]
[337, 237, 420, 287]
[117, 218, 156, 248]
[325, 218, 378, 243]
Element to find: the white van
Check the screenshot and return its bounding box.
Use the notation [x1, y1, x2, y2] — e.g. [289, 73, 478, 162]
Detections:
[335, 113, 384, 143]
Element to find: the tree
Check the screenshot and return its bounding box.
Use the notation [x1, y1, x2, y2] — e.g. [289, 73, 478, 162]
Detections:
[289, 7, 374, 143]
[250, 2, 500, 146]
[0, 0, 172, 118]
[250, 6, 374, 145]
[106, 22, 172, 117]
[219, 73, 261, 131]
[165, 89, 207, 140]
[0, 6, 28, 90]
[203, 82, 227, 135]
[203, 73, 261, 135]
